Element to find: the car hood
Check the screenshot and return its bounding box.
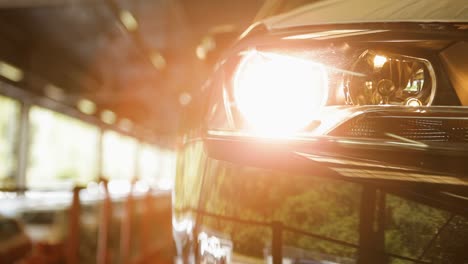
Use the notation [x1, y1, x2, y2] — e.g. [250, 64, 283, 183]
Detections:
[262, 0, 468, 30]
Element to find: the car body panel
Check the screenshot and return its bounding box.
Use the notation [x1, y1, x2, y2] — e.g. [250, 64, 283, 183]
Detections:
[174, 1, 468, 263]
[262, 0, 468, 30]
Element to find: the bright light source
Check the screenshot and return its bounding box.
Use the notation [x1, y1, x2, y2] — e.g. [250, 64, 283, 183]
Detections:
[150, 52, 166, 70]
[108, 180, 131, 195]
[373, 55, 387, 69]
[120, 10, 138, 31]
[406, 98, 422, 107]
[179, 92, 192, 106]
[233, 51, 328, 137]
[100, 110, 117, 125]
[196, 46, 206, 60]
[118, 118, 133, 131]
[0, 61, 23, 82]
[77, 99, 96, 115]
[196, 36, 216, 60]
[44, 84, 65, 101]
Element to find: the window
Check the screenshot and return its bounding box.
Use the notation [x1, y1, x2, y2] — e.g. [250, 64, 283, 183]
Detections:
[0, 95, 20, 187]
[28, 106, 100, 189]
[157, 148, 176, 190]
[139, 143, 176, 189]
[138, 143, 160, 186]
[102, 130, 137, 180]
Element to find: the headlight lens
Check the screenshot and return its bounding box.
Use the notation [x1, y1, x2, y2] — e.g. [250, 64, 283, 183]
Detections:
[346, 50, 436, 106]
[233, 50, 328, 136]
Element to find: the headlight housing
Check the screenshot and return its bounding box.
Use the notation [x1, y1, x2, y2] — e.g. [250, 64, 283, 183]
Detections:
[208, 45, 438, 138]
[201, 28, 468, 182]
[345, 50, 436, 106]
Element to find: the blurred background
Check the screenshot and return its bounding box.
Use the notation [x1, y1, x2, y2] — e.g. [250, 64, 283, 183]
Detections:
[0, 0, 264, 262]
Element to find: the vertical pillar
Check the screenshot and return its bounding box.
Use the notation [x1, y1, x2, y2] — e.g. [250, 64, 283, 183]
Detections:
[272, 221, 283, 264]
[67, 186, 82, 264]
[140, 190, 152, 256]
[376, 190, 386, 258]
[357, 187, 386, 264]
[120, 181, 134, 264]
[97, 180, 111, 264]
[16, 102, 30, 188]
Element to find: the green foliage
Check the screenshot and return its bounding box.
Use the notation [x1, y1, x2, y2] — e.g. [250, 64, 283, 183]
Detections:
[385, 194, 450, 260]
[195, 159, 468, 262]
[199, 161, 360, 259]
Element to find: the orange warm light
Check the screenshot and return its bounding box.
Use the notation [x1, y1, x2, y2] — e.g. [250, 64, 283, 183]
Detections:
[233, 51, 328, 137]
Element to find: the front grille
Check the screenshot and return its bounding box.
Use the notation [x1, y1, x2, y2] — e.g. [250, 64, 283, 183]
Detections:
[330, 116, 468, 142]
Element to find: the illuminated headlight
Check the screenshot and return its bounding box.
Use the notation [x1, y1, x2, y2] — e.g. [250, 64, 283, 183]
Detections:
[232, 51, 328, 136]
[207, 47, 438, 139]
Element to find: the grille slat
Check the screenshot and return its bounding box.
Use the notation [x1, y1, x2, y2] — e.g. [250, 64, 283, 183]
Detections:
[331, 116, 468, 142]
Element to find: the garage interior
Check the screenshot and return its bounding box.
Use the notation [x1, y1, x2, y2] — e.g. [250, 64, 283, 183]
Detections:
[0, 0, 263, 263]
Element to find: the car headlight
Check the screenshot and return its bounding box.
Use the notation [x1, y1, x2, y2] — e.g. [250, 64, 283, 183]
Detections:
[208, 46, 438, 139]
[202, 32, 468, 179]
[233, 50, 328, 137]
[345, 50, 436, 106]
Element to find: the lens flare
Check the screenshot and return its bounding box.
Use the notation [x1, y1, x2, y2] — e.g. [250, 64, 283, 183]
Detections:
[373, 55, 387, 69]
[233, 51, 328, 137]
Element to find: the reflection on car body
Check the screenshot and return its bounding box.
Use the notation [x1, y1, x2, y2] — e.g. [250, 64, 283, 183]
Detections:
[174, 0, 468, 263]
